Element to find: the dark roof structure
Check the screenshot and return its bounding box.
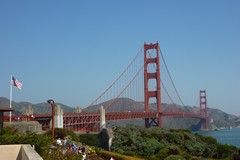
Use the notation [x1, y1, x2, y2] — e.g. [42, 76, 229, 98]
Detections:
[0, 106, 14, 131]
[0, 107, 13, 112]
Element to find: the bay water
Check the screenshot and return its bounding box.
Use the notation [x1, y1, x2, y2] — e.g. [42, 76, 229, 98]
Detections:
[198, 127, 240, 147]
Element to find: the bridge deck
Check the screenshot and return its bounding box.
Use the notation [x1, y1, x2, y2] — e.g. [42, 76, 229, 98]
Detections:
[5, 111, 206, 131]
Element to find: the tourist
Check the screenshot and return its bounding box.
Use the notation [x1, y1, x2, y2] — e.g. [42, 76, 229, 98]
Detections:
[82, 153, 86, 160]
[78, 147, 82, 154]
[56, 138, 62, 146]
[71, 143, 78, 153]
[81, 146, 86, 153]
[63, 137, 67, 147]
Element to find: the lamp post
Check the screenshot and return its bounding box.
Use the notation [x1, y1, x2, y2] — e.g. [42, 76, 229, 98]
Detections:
[47, 99, 55, 142]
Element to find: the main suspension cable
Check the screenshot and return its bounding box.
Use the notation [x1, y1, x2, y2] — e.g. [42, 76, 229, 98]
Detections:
[160, 49, 185, 106]
[88, 47, 143, 107]
[104, 62, 145, 111]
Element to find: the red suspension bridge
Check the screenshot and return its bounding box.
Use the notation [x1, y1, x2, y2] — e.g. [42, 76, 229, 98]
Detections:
[6, 42, 209, 131]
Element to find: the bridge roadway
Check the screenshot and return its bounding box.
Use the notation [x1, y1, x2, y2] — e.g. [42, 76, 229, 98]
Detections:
[6, 111, 206, 131]
[28, 111, 206, 119]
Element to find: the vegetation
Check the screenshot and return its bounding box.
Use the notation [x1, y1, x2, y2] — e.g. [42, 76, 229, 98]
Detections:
[111, 125, 240, 160]
[0, 127, 84, 159]
[46, 128, 79, 141]
[0, 126, 51, 156]
[0, 126, 141, 160]
[1, 125, 240, 160]
[96, 150, 144, 160]
[79, 132, 100, 147]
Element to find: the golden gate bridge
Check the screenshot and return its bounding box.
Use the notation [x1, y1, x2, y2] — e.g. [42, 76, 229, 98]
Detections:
[5, 42, 208, 132]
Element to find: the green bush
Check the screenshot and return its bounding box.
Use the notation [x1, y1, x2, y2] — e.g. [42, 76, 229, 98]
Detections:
[97, 150, 144, 160]
[215, 143, 235, 159]
[42, 148, 82, 160]
[0, 126, 17, 135]
[164, 155, 186, 160]
[27, 133, 52, 156]
[155, 145, 181, 159]
[0, 128, 51, 156]
[136, 138, 163, 156]
[79, 133, 100, 147]
[46, 128, 79, 141]
[112, 126, 164, 157]
[183, 140, 206, 156]
[110, 125, 239, 159]
[196, 134, 217, 144]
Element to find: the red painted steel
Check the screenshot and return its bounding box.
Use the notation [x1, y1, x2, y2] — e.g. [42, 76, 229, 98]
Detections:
[5, 110, 207, 131]
[200, 90, 208, 129]
[144, 42, 162, 127]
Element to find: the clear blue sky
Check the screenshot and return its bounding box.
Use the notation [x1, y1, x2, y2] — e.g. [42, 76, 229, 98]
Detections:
[0, 1, 239, 114]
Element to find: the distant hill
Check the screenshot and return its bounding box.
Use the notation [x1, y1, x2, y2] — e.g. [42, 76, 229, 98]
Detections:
[1, 97, 239, 129]
[0, 97, 74, 114]
[83, 97, 144, 112]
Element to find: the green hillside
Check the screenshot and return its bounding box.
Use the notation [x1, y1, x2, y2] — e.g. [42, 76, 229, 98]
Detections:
[111, 125, 240, 160]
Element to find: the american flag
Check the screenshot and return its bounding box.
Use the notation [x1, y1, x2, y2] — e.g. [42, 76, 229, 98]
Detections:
[11, 76, 23, 89]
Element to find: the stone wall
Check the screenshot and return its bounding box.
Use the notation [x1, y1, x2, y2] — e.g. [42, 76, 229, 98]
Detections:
[0, 144, 43, 160]
[4, 121, 42, 133]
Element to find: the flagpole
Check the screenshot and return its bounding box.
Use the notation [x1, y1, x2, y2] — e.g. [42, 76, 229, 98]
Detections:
[10, 75, 12, 123]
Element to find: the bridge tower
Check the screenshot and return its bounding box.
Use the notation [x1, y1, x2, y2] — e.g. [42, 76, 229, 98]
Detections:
[144, 43, 162, 127]
[200, 90, 208, 129]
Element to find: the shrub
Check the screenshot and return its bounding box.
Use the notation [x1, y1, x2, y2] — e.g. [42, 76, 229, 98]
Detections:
[164, 155, 186, 160]
[0, 129, 52, 156]
[155, 145, 180, 159]
[136, 138, 163, 156]
[46, 128, 79, 141]
[79, 133, 100, 147]
[216, 143, 234, 159]
[184, 140, 205, 156]
[196, 134, 217, 145]
[97, 150, 144, 160]
[110, 125, 239, 160]
[0, 126, 17, 135]
[42, 148, 82, 160]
